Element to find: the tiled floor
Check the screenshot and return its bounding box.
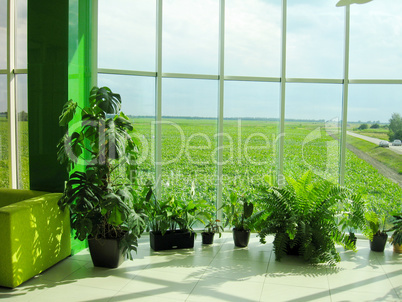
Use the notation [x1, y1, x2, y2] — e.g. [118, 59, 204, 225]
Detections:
[1, 233, 401, 302]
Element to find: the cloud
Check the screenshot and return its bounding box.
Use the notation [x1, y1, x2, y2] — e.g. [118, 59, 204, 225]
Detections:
[349, 0, 402, 79]
[286, 1, 344, 78]
[225, 0, 281, 77]
[98, 0, 156, 71]
[96, 0, 402, 122]
[162, 0, 219, 74]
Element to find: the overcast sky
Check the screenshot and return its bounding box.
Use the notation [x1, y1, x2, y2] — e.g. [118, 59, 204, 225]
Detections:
[1, 0, 401, 123]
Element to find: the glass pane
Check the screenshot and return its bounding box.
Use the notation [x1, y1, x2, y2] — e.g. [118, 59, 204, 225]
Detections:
[162, 0, 219, 75]
[284, 83, 343, 182]
[0, 75, 9, 188]
[16, 74, 28, 189]
[350, 1, 402, 79]
[225, 0, 281, 77]
[346, 84, 402, 221]
[15, 0, 27, 69]
[0, 0, 7, 69]
[98, 0, 156, 71]
[161, 78, 218, 206]
[287, 1, 344, 79]
[223, 81, 280, 200]
[98, 74, 155, 184]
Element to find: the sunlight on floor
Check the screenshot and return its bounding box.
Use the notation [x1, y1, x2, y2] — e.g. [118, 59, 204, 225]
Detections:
[0, 233, 401, 302]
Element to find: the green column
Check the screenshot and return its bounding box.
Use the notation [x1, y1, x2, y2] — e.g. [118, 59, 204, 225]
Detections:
[28, 0, 94, 254]
[68, 0, 95, 254]
[69, 0, 94, 110]
[28, 0, 69, 192]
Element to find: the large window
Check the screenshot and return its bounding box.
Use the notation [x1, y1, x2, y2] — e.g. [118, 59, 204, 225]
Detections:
[287, 1, 344, 79]
[223, 81, 279, 199]
[0, 0, 29, 189]
[0, 75, 8, 188]
[0, 0, 6, 69]
[93, 0, 402, 217]
[97, 74, 156, 184]
[162, 0, 219, 75]
[98, 0, 156, 72]
[284, 83, 343, 183]
[349, 0, 402, 79]
[161, 78, 218, 203]
[225, 0, 281, 77]
[346, 84, 402, 215]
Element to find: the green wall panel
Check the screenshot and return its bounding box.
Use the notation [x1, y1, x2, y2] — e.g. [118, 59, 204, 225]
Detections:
[27, 0, 69, 192]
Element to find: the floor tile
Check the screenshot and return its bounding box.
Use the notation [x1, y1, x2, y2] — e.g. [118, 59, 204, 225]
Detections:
[1, 233, 400, 302]
[119, 270, 199, 301]
[330, 288, 401, 302]
[260, 283, 331, 302]
[327, 269, 395, 295]
[204, 257, 269, 283]
[29, 283, 118, 302]
[266, 263, 330, 289]
[187, 277, 264, 302]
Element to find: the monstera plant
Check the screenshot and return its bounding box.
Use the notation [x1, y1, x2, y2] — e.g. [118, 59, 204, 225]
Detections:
[57, 86, 146, 268]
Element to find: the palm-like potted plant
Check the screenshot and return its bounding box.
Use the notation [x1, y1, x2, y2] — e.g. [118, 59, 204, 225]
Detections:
[57, 86, 147, 268]
[221, 192, 254, 247]
[338, 193, 366, 248]
[386, 212, 402, 253]
[254, 170, 364, 265]
[364, 211, 388, 252]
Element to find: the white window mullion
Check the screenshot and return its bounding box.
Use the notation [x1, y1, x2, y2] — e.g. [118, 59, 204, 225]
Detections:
[216, 0, 225, 222]
[7, 0, 18, 188]
[278, 0, 287, 187]
[339, 5, 350, 186]
[155, 0, 163, 200]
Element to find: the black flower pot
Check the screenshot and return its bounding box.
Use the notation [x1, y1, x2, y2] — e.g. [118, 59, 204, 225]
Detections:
[286, 240, 300, 256]
[201, 232, 215, 245]
[88, 237, 125, 268]
[233, 228, 250, 247]
[346, 233, 357, 249]
[150, 230, 195, 251]
[370, 233, 388, 252]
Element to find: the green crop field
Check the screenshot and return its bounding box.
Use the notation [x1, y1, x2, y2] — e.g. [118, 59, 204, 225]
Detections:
[0, 119, 30, 189]
[2, 117, 401, 215]
[133, 118, 402, 214]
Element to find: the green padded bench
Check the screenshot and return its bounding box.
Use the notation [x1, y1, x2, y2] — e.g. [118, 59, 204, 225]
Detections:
[0, 189, 71, 288]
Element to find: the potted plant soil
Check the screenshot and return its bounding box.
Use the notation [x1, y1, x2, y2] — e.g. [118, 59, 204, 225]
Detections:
[386, 212, 402, 253]
[221, 192, 254, 248]
[57, 86, 147, 268]
[364, 211, 388, 252]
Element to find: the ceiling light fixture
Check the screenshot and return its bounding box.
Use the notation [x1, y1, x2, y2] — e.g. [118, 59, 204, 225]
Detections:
[336, 0, 373, 7]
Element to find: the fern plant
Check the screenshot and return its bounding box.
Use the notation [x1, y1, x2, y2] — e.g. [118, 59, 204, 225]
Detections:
[254, 170, 364, 265]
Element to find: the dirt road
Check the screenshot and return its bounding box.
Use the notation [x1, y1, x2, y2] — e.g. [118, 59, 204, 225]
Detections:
[345, 132, 402, 188]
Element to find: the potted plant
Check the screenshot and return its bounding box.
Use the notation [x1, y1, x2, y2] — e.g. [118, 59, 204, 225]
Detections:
[386, 212, 402, 253]
[364, 211, 388, 252]
[221, 192, 254, 247]
[57, 86, 147, 268]
[338, 193, 366, 248]
[254, 170, 363, 265]
[201, 217, 224, 245]
[144, 185, 210, 251]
